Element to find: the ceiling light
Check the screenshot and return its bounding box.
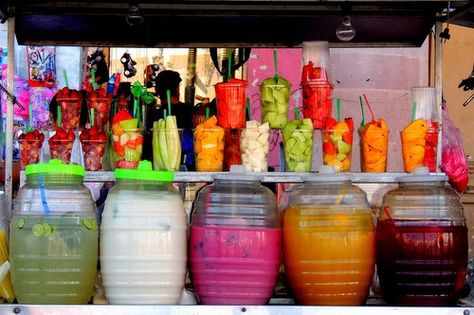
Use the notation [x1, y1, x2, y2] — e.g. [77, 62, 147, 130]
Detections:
[336, 16, 356, 41]
[125, 5, 144, 27]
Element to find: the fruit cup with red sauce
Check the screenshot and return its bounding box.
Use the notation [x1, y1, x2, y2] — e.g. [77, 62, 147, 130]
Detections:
[18, 129, 45, 170]
[80, 126, 107, 171]
[56, 87, 83, 130]
[48, 127, 75, 164]
[87, 88, 112, 129]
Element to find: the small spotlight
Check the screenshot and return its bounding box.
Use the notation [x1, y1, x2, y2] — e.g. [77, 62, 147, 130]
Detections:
[336, 16, 356, 42]
[125, 5, 144, 27]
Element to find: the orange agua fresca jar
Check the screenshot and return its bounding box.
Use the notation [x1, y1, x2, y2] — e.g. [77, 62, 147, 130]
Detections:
[282, 166, 375, 305]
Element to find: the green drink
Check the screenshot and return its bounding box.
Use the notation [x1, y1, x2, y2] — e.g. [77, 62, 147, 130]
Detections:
[10, 214, 98, 304]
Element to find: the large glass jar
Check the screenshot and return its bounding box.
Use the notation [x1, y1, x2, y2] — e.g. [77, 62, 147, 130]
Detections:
[377, 167, 468, 306]
[189, 171, 281, 305]
[100, 160, 187, 304]
[10, 159, 98, 304]
[283, 166, 375, 305]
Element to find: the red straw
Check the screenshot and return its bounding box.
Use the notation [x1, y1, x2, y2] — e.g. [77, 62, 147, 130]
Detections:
[383, 206, 394, 220]
[363, 94, 375, 122]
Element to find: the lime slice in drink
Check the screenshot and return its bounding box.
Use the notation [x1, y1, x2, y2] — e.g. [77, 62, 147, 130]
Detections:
[32, 223, 44, 236]
[17, 218, 25, 229]
[41, 223, 52, 236]
[81, 218, 94, 230]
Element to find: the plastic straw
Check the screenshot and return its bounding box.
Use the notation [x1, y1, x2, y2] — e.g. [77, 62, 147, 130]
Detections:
[411, 101, 417, 122]
[336, 98, 341, 122]
[28, 102, 33, 131]
[227, 50, 233, 81]
[363, 94, 375, 122]
[295, 107, 300, 120]
[62, 69, 69, 88]
[163, 109, 167, 119]
[90, 108, 95, 127]
[273, 49, 279, 82]
[57, 106, 62, 127]
[133, 98, 138, 119]
[205, 107, 210, 120]
[246, 98, 251, 121]
[166, 89, 172, 116]
[383, 206, 394, 220]
[359, 96, 365, 127]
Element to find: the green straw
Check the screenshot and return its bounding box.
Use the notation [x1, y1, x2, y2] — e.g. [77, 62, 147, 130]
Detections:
[336, 98, 341, 122]
[227, 50, 233, 81]
[163, 109, 167, 119]
[28, 102, 33, 132]
[411, 101, 417, 122]
[57, 106, 62, 127]
[205, 107, 210, 120]
[90, 108, 95, 127]
[359, 96, 365, 127]
[273, 49, 279, 83]
[295, 106, 300, 120]
[166, 89, 172, 116]
[246, 98, 251, 121]
[62, 69, 69, 88]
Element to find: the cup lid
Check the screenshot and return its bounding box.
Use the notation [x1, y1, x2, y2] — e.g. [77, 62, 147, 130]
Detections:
[398, 166, 448, 182]
[25, 159, 85, 177]
[303, 165, 353, 182]
[115, 160, 174, 182]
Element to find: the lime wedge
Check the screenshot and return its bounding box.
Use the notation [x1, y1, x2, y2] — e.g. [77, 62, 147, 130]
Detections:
[91, 219, 98, 231]
[17, 218, 25, 229]
[41, 223, 52, 236]
[81, 218, 93, 230]
[32, 223, 44, 237]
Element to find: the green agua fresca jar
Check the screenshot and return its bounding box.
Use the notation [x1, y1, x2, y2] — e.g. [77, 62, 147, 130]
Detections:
[10, 159, 98, 304]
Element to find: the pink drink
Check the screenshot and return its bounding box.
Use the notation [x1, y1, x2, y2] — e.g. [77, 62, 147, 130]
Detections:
[189, 226, 281, 305]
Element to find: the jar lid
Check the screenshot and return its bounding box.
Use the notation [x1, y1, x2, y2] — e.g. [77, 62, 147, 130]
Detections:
[398, 166, 448, 182]
[303, 165, 353, 182]
[115, 160, 174, 182]
[212, 165, 262, 181]
[25, 159, 85, 177]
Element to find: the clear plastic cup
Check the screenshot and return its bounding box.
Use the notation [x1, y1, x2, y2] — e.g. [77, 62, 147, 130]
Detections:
[18, 138, 43, 170]
[111, 128, 144, 169]
[194, 127, 224, 172]
[360, 128, 389, 172]
[302, 81, 333, 130]
[240, 127, 270, 172]
[260, 82, 290, 129]
[57, 97, 82, 130]
[81, 139, 106, 171]
[87, 97, 112, 129]
[224, 129, 242, 171]
[48, 138, 74, 164]
[283, 128, 313, 172]
[151, 128, 183, 171]
[401, 127, 438, 173]
[322, 127, 354, 172]
[214, 79, 247, 129]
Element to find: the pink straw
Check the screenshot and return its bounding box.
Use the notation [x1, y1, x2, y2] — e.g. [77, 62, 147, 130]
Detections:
[363, 94, 375, 122]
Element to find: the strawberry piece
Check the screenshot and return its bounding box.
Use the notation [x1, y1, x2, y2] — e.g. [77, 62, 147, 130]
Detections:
[323, 141, 337, 155]
[345, 117, 354, 131]
[326, 117, 338, 129]
[112, 109, 133, 125]
[342, 131, 353, 144]
[55, 127, 67, 139]
[67, 129, 75, 141]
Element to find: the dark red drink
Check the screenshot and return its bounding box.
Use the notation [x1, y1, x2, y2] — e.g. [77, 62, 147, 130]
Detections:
[376, 220, 467, 306]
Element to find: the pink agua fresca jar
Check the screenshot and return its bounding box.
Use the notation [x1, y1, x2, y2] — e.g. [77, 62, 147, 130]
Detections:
[189, 170, 281, 305]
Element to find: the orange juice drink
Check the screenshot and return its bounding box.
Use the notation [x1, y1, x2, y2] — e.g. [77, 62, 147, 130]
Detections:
[283, 205, 375, 305]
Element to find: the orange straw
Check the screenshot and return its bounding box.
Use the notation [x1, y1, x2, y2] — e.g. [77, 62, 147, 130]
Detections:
[363, 94, 375, 122]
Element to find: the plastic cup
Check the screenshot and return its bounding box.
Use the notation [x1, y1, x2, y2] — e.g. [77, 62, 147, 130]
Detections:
[18, 138, 43, 170]
[302, 81, 333, 130]
[48, 138, 74, 164]
[240, 127, 270, 172]
[81, 139, 106, 171]
[322, 127, 354, 172]
[401, 127, 438, 173]
[194, 128, 224, 172]
[214, 79, 247, 129]
[111, 128, 143, 169]
[57, 97, 82, 130]
[224, 129, 242, 171]
[360, 128, 389, 172]
[151, 128, 183, 171]
[87, 97, 111, 128]
[260, 83, 290, 129]
[283, 128, 313, 172]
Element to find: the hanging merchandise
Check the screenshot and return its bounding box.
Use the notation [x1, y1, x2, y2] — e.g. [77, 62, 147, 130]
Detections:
[84, 48, 109, 92]
[440, 101, 469, 193]
[26, 46, 57, 88]
[144, 64, 160, 88]
[10, 160, 98, 304]
[101, 161, 187, 304]
[120, 52, 137, 78]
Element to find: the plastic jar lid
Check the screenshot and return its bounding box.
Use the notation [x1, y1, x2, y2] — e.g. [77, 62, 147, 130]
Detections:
[302, 165, 353, 182]
[25, 159, 85, 177]
[212, 165, 263, 182]
[398, 166, 448, 182]
[115, 160, 174, 182]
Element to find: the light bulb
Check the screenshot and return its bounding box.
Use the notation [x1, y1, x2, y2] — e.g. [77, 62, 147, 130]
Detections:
[336, 16, 356, 41]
